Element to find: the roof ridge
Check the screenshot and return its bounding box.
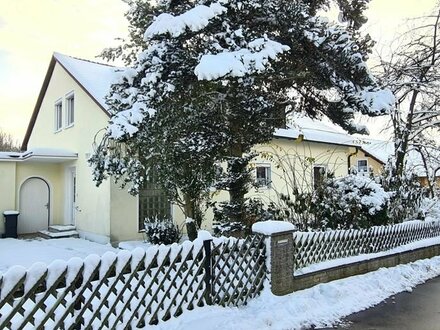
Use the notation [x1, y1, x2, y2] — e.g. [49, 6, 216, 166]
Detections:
[53, 52, 116, 68]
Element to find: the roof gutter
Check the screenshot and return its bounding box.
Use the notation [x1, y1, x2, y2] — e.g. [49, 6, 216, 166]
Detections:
[348, 147, 359, 174]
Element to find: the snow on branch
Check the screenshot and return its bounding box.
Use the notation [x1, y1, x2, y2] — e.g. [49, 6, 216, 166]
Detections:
[357, 88, 395, 116]
[108, 102, 155, 139]
[144, 2, 227, 39]
[194, 38, 290, 80]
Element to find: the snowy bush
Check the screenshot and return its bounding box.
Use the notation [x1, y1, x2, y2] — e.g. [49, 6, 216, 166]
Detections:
[420, 197, 440, 221]
[381, 165, 426, 222]
[212, 198, 273, 237]
[143, 218, 181, 245]
[312, 174, 391, 229]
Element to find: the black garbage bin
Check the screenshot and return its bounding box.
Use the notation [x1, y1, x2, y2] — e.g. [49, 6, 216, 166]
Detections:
[3, 211, 19, 238]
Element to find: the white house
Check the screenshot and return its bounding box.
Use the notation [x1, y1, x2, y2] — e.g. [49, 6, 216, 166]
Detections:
[0, 53, 385, 244]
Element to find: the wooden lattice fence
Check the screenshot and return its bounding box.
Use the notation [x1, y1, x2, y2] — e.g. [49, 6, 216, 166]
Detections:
[294, 221, 440, 270]
[0, 235, 266, 329]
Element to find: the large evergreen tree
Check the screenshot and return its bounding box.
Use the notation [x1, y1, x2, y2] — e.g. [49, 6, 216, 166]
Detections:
[91, 0, 394, 236]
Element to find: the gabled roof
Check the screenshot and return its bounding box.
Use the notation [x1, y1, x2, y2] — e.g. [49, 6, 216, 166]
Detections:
[21, 52, 120, 150]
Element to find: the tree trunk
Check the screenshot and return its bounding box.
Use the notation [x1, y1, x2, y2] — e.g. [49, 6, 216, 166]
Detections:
[183, 194, 198, 241]
[394, 90, 419, 179]
[228, 142, 247, 224]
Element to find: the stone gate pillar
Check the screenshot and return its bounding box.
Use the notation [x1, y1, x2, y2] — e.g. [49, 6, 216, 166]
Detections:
[252, 220, 295, 296]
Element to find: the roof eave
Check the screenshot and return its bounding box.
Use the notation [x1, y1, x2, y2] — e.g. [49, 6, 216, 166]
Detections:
[21, 56, 57, 151]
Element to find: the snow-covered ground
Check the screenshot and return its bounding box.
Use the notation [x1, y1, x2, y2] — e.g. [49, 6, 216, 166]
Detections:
[0, 238, 118, 273]
[145, 256, 440, 330]
[2, 232, 440, 329]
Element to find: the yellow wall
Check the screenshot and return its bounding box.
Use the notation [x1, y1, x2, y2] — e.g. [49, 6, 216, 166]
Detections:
[170, 138, 353, 233]
[0, 162, 17, 233]
[350, 148, 384, 176]
[249, 138, 350, 205]
[110, 182, 142, 243]
[27, 63, 112, 241]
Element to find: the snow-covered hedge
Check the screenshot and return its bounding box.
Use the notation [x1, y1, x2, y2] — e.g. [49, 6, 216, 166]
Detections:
[313, 174, 391, 229]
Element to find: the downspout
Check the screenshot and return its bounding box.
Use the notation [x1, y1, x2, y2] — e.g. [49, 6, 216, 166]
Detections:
[348, 147, 359, 174]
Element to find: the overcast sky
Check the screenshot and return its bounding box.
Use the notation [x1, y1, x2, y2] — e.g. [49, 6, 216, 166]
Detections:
[0, 0, 437, 143]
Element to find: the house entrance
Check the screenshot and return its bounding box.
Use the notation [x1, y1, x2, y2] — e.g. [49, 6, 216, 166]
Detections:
[18, 177, 50, 234]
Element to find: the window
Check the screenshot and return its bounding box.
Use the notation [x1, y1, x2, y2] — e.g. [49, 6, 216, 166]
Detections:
[138, 172, 171, 231]
[313, 165, 326, 189]
[256, 164, 271, 187]
[54, 101, 62, 131]
[357, 159, 368, 174]
[66, 94, 74, 126]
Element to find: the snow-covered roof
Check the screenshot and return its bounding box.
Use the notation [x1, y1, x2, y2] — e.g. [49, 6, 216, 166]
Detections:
[53, 52, 121, 112]
[275, 116, 358, 147]
[0, 148, 77, 163]
[357, 138, 392, 164]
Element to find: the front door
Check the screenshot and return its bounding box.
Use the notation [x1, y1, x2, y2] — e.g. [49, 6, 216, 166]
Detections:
[19, 177, 50, 234]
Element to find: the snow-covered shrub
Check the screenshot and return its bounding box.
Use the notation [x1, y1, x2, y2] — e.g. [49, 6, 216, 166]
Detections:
[381, 165, 426, 222]
[312, 174, 391, 229]
[420, 197, 440, 221]
[212, 198, 273, 237]
[143, 218, 181, 245]
[266, 190, 316, 230]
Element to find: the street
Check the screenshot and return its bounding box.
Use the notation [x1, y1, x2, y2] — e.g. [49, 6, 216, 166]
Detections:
[328, 276, 440, 330]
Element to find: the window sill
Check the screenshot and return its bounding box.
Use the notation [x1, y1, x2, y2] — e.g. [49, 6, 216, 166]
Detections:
[54, 129, 62, 134]
[65, 124, 74, 129]
[255, 185, 272, 191]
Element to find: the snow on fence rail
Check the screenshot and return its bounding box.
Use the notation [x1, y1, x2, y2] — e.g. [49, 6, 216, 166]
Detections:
[0, 234, 266, 329]
[293, 221, 440, 270]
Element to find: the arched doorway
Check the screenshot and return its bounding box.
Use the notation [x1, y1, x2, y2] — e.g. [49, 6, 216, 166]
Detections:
[19, 177, 50, 234]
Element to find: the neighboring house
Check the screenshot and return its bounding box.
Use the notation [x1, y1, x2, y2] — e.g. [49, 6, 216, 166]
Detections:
[359, 139, 440, 187]
[0, 53, 395, 243]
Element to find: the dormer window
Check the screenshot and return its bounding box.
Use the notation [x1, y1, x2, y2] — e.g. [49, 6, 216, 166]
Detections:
[66, 93, 74, 127]
[54, 101, 62, 131]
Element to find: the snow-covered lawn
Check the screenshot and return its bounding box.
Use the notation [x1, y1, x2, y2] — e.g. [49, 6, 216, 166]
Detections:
[0, 238, 118, 274]
[145, 256, 440, 330]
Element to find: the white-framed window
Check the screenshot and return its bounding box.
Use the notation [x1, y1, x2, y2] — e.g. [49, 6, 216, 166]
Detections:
[357, 159, 368, 174]
[54, 101, 62, 131]
[313, 165, 327, 189]
[256, 164, 271, 188]
[66, 93, 74, 127]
